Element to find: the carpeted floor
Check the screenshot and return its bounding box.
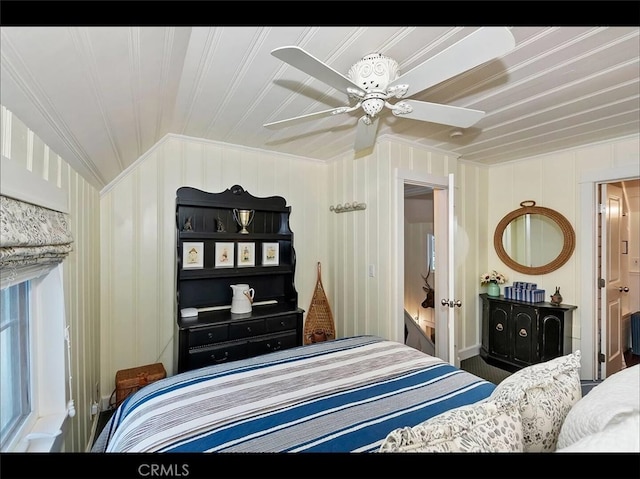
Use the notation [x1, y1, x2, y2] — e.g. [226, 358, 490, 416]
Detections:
[460, 355, 512, 385]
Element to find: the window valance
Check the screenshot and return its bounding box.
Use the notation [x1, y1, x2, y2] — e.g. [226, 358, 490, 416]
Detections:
[1, 195, 73, 279]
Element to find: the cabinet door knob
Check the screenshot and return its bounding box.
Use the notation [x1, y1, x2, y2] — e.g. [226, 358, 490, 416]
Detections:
[619, 286, 629, 292]
[495, 323, 503, 332]
[519, 328, 528, 337]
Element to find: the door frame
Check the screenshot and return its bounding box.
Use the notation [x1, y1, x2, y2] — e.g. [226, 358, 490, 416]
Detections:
[579, 164, 639, 381]
[395, 169, 454, 364]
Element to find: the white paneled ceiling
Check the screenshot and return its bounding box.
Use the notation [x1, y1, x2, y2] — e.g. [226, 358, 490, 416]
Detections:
[1, 26, 639, 189]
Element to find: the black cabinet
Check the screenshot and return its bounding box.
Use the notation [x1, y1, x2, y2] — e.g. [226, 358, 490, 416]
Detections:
[480, 294, 576, 372]
[174, 185, 303, 374]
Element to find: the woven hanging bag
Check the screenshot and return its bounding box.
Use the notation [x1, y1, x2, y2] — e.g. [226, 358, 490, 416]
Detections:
[303, 262, 336, 344]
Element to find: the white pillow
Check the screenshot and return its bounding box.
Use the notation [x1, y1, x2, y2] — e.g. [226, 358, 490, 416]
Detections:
[556, 411, 640, 452]
[489, 350, 582, 452]
[379, 400, 523, 453]
[557, 364, 640, 450]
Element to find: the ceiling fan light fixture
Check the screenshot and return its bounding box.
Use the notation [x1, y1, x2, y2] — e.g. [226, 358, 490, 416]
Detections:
[348, 53, 399, 92]
[450, 129, 463, 138]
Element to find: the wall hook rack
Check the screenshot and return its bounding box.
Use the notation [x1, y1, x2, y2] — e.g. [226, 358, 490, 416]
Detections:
[329, 202, 367, 213]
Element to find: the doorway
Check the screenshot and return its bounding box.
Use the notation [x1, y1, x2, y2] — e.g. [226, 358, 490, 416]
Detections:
[579, 164, 639, 381]
[403, 184, 436, 354]
[598, 178, 640, 379]
[395, 169, 455, 365]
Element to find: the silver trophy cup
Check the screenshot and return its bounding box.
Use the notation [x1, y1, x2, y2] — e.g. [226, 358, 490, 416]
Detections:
[233, 209, 254, 234]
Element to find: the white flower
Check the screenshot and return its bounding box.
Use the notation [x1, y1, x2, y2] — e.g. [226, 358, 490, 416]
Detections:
[480, 270, 508, 285]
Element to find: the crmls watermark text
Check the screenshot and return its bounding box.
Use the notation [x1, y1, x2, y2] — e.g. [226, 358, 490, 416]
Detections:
[138, 463, 190, 477]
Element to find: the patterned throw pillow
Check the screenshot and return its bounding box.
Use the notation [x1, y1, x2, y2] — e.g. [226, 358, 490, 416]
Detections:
[489, 350, 582, 452]
[378, 400, 523, 452]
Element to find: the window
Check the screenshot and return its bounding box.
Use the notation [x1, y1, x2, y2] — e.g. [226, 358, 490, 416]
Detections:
[0, 155, 72, 451]
[0, 265, 67, 452]
[0, 282, 31, 449]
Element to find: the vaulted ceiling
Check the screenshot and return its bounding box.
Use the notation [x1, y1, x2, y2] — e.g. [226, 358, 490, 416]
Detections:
[1, 26, 638, 190]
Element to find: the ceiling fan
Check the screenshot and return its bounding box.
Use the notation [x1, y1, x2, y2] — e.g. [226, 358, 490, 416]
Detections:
[264, 27, 516, 152]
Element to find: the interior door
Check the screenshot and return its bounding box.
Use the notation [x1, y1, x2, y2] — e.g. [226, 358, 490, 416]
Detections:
[601, 182, 624, 378]
[433, 173, 457, 366]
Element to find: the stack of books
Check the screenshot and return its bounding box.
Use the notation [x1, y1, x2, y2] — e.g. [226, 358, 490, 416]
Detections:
[504, 281, 545, 303]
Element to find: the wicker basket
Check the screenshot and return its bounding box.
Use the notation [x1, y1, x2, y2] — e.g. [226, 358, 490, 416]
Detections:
[303, 262, 336, 345]
[115, 363, 166, 406]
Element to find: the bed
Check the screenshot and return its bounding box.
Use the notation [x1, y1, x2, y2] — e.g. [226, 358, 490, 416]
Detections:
[92, 335, 495, 453]
[92, 334, 640, 455]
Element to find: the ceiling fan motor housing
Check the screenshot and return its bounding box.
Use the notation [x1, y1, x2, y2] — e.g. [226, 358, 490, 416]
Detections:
[348, 53, 400, 118]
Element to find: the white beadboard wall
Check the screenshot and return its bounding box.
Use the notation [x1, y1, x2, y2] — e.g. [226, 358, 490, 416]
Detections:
[325, 140, 485, 362]
[486, 136, 640, 358]
[0, 106, 101, 453]
[99, 135, 328, 395]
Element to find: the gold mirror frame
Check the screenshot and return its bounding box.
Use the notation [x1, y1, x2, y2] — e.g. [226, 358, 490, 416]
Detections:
[493, 200, 576, 275]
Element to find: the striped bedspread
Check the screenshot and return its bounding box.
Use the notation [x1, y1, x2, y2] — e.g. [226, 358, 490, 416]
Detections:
[92, 335, 495, 453]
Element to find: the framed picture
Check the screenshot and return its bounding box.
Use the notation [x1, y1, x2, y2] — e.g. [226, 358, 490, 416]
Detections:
[262, 242, 279, 266]
[214, 242, 234, 268]
[183, 242, 204, 269]
[237, 242, 255, 267]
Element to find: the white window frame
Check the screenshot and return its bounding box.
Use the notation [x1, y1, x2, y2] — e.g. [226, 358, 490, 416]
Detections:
[1, 155, 70, 452]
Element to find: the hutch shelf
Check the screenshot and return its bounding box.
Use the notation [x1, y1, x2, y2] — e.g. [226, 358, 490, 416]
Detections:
[174, 185, 303, 373]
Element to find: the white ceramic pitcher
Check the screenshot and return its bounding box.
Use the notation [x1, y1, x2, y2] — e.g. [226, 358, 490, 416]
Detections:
[230, 284, 254, 314]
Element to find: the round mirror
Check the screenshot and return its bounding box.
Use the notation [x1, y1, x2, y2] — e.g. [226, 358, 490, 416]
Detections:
[494, 201, 575, 275]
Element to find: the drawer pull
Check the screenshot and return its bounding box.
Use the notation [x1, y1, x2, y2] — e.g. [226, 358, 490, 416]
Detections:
[246, 326, 252, 332]
[207, 333, 213, 339]
[280, 321, 285, 327]
[519, 328, 528, 337]
[495, 323, 503, 332]
[212, 352, 229, 363]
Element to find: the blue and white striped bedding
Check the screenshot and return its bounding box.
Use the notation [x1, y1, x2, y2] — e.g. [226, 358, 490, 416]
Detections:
[92, 335, 495, 453]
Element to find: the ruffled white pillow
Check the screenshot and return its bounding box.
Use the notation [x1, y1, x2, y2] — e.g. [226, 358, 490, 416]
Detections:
[379, 400, 523, 453]
[557, 364, 640, 450]
[489, 350, 582, 452]
[556, 411, 640, 452]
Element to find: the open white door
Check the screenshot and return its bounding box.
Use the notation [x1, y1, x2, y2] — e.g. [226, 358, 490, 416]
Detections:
[433, 173, 457, 366]
[600, 182, 624, 378]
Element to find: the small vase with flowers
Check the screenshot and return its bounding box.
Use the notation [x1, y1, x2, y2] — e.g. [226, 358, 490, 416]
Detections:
[481, 270, 508, 297]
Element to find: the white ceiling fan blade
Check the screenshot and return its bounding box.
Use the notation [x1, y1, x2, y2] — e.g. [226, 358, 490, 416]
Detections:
[354, 117, 379, 152]
[396, 100, 485, 128]
[263, 107, 349, 129]
[389, 27, 516, 98]
[271, 46, 363, 94]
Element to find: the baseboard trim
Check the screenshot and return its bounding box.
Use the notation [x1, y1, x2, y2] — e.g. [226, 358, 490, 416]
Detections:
[458, 345, 480, 362]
